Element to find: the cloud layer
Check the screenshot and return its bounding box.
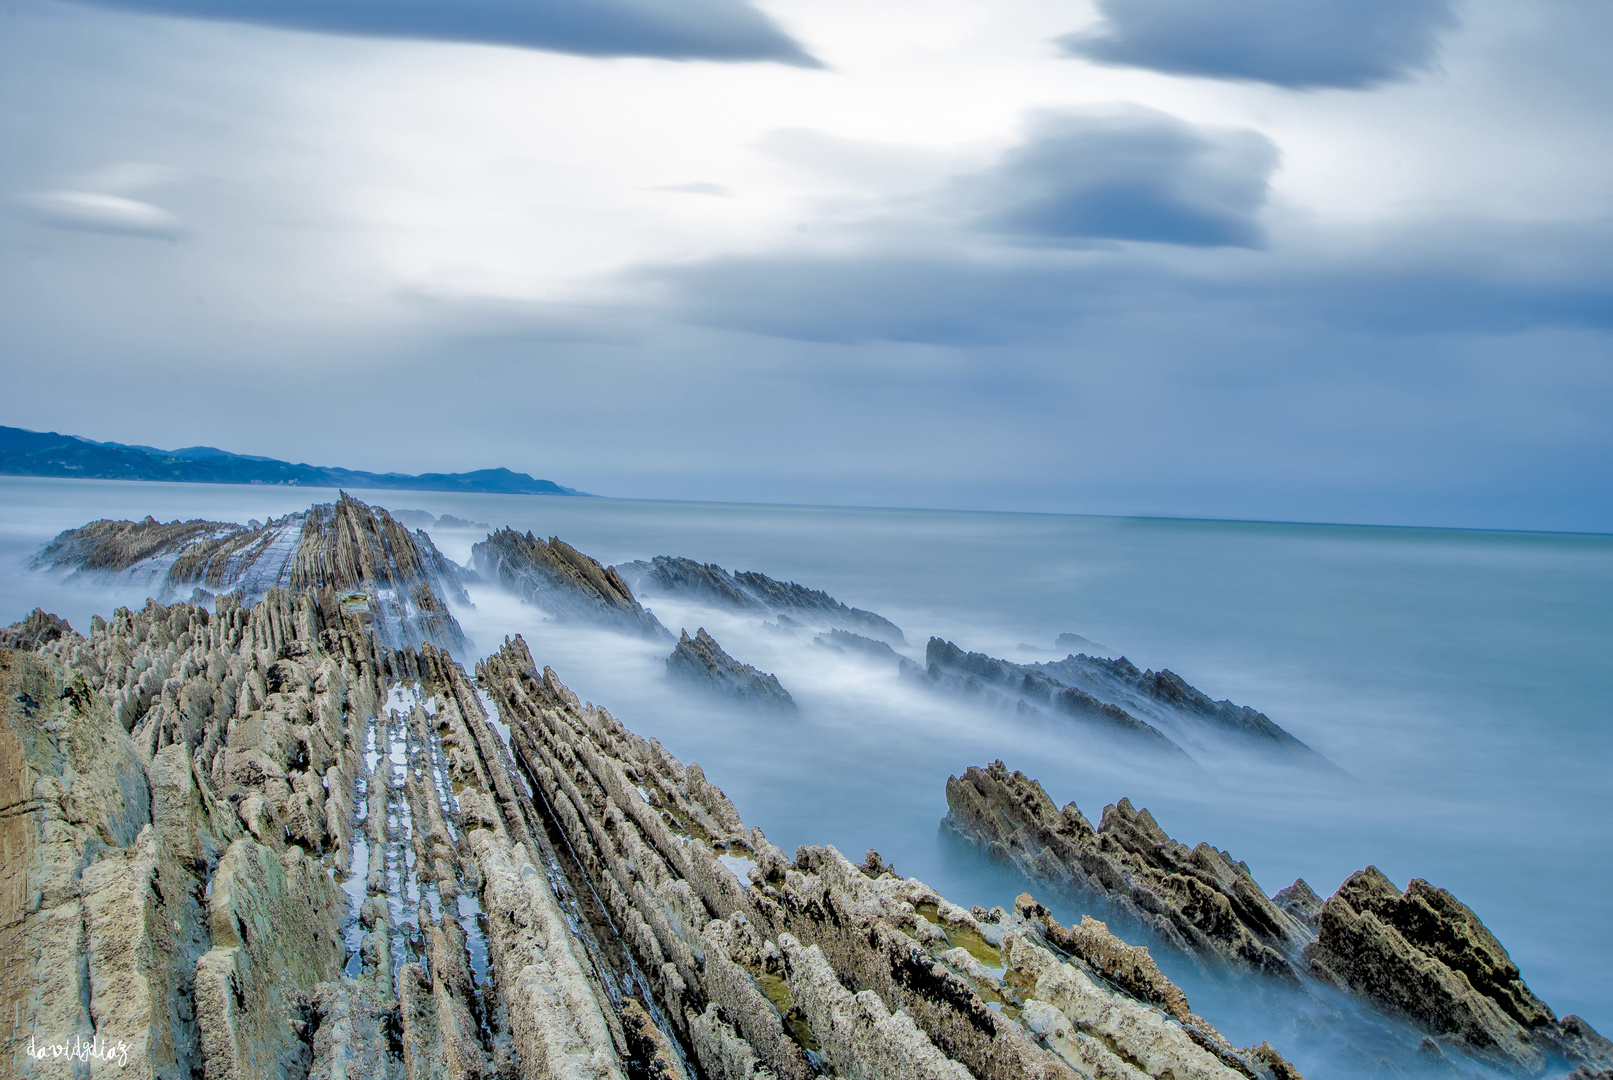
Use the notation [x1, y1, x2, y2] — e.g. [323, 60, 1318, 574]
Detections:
[75, 0, 818, 64]
[1063, 0, 1457, 88]
[965, 109, 1278, 248]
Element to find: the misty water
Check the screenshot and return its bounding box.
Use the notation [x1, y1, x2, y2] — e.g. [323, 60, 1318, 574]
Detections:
[3, 475, 1609, 1077]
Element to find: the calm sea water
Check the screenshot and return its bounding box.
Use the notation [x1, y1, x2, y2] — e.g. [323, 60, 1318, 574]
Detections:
[4, 476, 1609, 1075]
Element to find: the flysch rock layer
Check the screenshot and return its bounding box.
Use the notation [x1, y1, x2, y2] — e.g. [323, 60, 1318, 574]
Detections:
[473, 530, 671, 641]
[477, 634, 1302, 1080]
[32, 493, 472, 655]
[3, 595, 1305, 1080]
[943, 761, 1613, 1077]
[1304, 866, 1613, 1073]
[665, 628, 796, 711]
[918, 640, 1324, 766]
[945, 761, 1316, 979]
[614, 556, 906, 644]
[908, 642, 1190, 760]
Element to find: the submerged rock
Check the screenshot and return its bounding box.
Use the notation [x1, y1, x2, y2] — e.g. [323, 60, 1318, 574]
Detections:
[1305, 866, 1613, 1073]
[814, 627, 903, 663]
[32, 493, 472, 654]
[473, 528, 671, 640]
[617, 554, 906, 643]
[921, 637, 1326, 764]
[945, 760, 1312, 978]
[667, 627, 796, 710]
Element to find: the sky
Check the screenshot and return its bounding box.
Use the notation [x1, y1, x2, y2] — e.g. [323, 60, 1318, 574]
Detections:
[1, 0, 1610, 531]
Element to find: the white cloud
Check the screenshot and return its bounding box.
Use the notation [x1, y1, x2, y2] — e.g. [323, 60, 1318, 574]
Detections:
[18, 189, 183, 238]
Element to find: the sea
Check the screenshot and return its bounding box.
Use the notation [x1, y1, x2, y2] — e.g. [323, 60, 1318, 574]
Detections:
[3, 475, 1608, 1077]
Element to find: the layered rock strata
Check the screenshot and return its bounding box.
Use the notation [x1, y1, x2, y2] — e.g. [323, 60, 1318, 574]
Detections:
[1305, 867, 1613, 1073]
[473, 529, 671, 640]
[477, 635, 1301, 1080]
[615, 556, 905, 644]
[945, 761, 1313, 979]
[4, 593, 1308, 1080]
[33, 493, 471, 653]
[666, 628, 796, 711]
[1024, 652, 1321, 761]
[944, 761, 1612, 1077]
[917, 639, 1324, 764]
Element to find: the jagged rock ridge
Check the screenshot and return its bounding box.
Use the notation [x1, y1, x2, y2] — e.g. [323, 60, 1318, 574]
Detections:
[32, 492, 472, 654]
[2, 593, 1306, 1080]
[667, 627, 796, 710]
[615, 555, 906, 643]
[945, 760, 1312, 979]
[473, 528, 672, 640]
[1305, 866, 1613, 1072]
[916, 638, 1324, 764]
[944, 760, 1612, 1077]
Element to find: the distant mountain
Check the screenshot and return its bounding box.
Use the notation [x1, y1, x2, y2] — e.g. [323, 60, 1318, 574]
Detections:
[0, 425, 588, 496]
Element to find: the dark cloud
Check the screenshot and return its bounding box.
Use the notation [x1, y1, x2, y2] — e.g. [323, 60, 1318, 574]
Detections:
[1062, 0, 1456, 89]
[71, 0, 819, 65]
[963, 109, 1278, 248]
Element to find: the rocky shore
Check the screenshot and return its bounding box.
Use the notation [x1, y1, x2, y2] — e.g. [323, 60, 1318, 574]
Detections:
[943, 761, 1612, 1076]
[32, 493, 471, 654]
[3, 594, 1315, 1080]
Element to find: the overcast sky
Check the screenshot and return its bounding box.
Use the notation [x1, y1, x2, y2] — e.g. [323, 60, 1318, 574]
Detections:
[2, 0, 1609, 530]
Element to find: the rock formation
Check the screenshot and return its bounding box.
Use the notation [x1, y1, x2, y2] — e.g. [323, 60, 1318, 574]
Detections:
[473, 528, 672, 640]
[32, 493, 472, 654]
[1305, 867, 1613, 1073]
[0, 608, 76, 650]
[944, 762, 1613, 1077]
[917, 639, 1325, 764]
[667, 627, 797, 710]
[814, 628, 903, 664]
[1027, 652, 1322, 761]
[616, 555, 906, 643]
[3, 588, 1310, 1080]
[906, 640, 1190, 758]
[945, 761, 1312, 979]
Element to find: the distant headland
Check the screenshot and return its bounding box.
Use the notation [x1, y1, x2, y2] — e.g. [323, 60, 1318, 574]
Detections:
[0, 424, 588, 496]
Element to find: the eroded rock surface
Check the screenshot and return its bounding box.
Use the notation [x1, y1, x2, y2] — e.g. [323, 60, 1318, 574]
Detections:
[917, 640, 1323, 764]
[33, 493, 471, 654]
[474, 529, 671, 640]
[666, 628, 796, 711]
[944, 761, 1312, 978]
[616, 556, 905, 643]
[1305, 866, 1613, 1073]
[0, 608, 76, 650]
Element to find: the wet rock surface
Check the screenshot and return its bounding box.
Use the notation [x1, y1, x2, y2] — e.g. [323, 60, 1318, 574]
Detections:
[1305, 867, 1613, 1073]
[615, 556, 905, 643]
[666, 628, 797, 711]
[944, 761, 1312, 979]
[474, 529, 671, 641]
[945, 762, 1612, 1077]
[32, 493, 471, 654]
[4, 585, 1311, 1080]
[914, 639, 1325, 764]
